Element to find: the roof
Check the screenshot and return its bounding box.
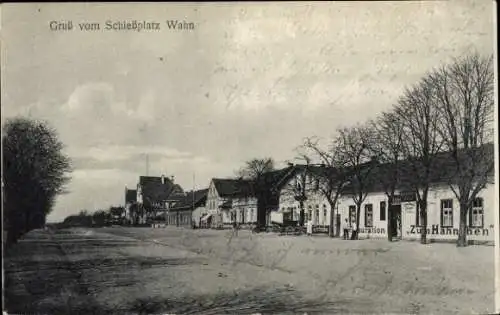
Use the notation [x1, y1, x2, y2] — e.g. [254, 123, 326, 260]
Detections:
[212, 178, 255, 198]
[344, 143, 495, 194]
[139, 175, 184, 206]
[125, 189, 137, 204]
[170, 189, 208, 211]
[263, 143, 494, 196]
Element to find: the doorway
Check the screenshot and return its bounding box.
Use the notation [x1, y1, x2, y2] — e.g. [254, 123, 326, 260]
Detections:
[390, 205, 401, 238]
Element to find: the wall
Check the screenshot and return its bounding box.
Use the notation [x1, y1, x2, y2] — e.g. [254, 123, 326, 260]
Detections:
[192, 206, 206, 227]
[233, 196, 258, 224]
[335, 182, 495, 242]
[402, 182, 495, 242]
[338, 192, 389, 239]
[166, 210, 192, 227]
[277, 172, 332, 226]
[206, 180, 224, 227]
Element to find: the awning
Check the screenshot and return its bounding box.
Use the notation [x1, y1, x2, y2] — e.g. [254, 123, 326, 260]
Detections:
[201, 214, 213, 222]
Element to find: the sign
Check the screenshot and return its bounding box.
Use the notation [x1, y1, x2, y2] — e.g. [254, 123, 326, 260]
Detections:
[407, 224, 490, 236]
[400, 191, 417, 202]
[390, 192, 417, 205]
[358, 227, 386, 234]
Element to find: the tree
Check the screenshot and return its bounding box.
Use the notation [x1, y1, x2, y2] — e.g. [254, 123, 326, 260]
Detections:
[237, 158, 275, 180]
[394, 77, 444, 244]
[236, 158, 275, 228]
[367, 111, 405, 241]
[335, 124, 377, 239]
[429, 53, 495, 246]
[3, 117, 72, 244]
[300, 136, 350, 237]
[92, 210, 108, 227]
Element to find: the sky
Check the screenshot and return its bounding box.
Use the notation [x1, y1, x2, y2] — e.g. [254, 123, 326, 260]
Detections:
[1, 2, 495, 222]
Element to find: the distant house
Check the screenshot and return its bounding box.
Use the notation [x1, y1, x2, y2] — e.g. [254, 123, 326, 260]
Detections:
[167, 188, 208, 228]
[136, 175, 184, 224]
[272, 165, 332, 232]
[203, 167, 298, 229]
[205, 178, 256, 229]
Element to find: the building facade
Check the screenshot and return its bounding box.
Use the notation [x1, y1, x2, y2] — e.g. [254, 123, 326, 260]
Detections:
[205, 178, 256, 229]
[136, 175, 184, 224]
[334, 181, 495, 243]
[167, 189, 208, 228]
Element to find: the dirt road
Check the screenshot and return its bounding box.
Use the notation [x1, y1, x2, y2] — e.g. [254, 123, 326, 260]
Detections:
[4, 227, 495, 314]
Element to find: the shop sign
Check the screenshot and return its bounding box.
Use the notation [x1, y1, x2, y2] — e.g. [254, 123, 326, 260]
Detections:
[358, 227, 386, 234]
[400, 191, 417, 202]
[407, 224, 490, 236]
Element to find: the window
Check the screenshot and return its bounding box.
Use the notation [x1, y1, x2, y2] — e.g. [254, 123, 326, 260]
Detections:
[315, 209, 319, 224]
[349, 205, 356, 223]
[365, 204, 373, 227]
[440, 199, 453, 228]
[469, 198, 484, 228]
[380, 201, 386, 221]
[323, 204, 327, 219]
[308, 210, 312, 221]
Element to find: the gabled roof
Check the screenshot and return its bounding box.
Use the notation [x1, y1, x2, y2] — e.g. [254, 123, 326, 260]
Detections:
[170, 189, 208, 211]
[139, 176, 184, 206]
[212, 178, 255, 198]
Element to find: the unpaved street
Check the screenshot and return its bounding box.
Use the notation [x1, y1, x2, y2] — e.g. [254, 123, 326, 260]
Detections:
[4, 227, 495, 314]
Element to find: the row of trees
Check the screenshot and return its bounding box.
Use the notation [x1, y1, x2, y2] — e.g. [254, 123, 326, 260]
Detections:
[299, 53, 494, 246]
[61, 206, 126, 228]
[3, 117, 72, 245]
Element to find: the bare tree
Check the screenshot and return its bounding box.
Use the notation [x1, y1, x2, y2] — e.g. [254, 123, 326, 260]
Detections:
[236, 158, 275, 180]
[335, 124, 377, 239]
[394, 77, 444, 244]
[367, 111, 405, 241]
[235, 158, 275, 228]
[300, 137, 350, 237]
[429, 53, 495, 247]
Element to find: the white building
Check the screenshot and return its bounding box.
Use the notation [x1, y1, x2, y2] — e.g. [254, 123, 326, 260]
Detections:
[205, 178, 257, 228]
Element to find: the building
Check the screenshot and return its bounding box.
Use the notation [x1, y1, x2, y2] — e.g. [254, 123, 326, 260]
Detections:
[335, 145, 495, 244]
[136, 175, 185, 224]
[272, 164, 335, 233]
[166, 189, 208, 228]
[264, 143, 495, 243]
[205, 178, 256, 228]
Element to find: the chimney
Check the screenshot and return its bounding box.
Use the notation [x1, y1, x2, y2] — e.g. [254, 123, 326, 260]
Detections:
[161, 174, 165, 184]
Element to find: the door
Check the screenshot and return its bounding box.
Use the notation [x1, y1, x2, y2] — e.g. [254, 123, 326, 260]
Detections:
[390, 205, 401, 238]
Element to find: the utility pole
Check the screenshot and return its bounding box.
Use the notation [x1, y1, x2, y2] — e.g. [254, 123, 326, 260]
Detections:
[145, 153, 149, 176]
[191, 173, 195, 228]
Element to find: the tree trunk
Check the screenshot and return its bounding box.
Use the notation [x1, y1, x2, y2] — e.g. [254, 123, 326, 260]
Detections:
[457, 202, 468, 247]
[299, 201, 305, 227]
[387, 202, 392, 242]
[420, 199, 428, 244]
[355, 203, 361, 240]
[328, 200, 336, 238]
